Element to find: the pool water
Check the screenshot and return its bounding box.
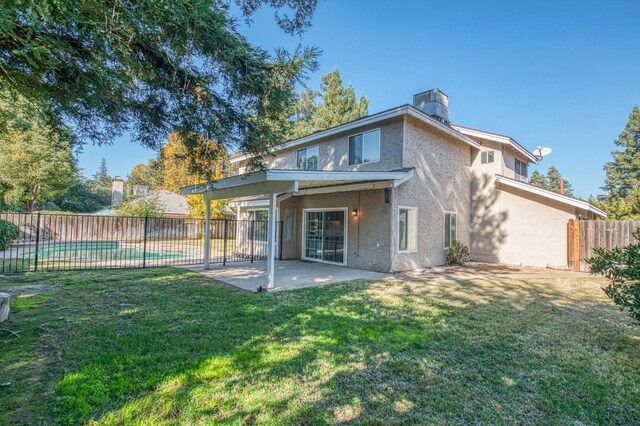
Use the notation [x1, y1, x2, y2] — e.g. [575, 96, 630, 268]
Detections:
[36, 241, 188, 261]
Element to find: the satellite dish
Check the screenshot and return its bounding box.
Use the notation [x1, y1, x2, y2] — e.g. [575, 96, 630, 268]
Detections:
[533, 146, 552, 159]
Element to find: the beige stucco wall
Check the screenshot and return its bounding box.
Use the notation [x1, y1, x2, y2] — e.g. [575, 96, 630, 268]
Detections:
[236, 118, 404, 173]
[236, 190, 392, 272]
[470, 178, 595, 268]
[390, 116, 472, 271]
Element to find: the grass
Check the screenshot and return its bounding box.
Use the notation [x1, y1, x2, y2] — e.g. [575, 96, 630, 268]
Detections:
[0, 268, 638, 424]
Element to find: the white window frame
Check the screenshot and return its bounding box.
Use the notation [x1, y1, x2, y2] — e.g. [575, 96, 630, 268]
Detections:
[296, 145, 319, 170]
[444, 211, 457, 249]
[301, 207, 348, 266]
[247, 208, 269, 243]
[397, 206, 418, 253]
[348, 128, 381, 166]
[515, 158, 528, 181]
[481, 150, 495, 164]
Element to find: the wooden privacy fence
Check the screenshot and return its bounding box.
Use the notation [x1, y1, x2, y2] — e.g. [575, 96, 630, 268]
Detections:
[567, 219, 640, 271]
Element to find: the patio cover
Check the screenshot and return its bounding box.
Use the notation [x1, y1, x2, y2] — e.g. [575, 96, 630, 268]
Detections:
[180, 169, 414, 289]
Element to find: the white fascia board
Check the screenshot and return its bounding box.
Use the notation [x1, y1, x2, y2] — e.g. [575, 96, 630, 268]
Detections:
[181, 169, 414, 196]
[265, 169, 412, 182]
[495, 175, 606, 217]
[180, 170, 268, 195]
[230, 105, 481, 164]
[405, 107, 480, 149]
[228, 199, 270, 208]
[452, 124, 539, 163]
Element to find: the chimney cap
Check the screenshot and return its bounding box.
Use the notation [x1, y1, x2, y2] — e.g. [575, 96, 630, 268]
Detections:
[113, 176, 124, 181]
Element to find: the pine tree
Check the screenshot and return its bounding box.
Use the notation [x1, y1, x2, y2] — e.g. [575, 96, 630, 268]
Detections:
[529, 170, 548, 188]
[546, 166, 574, 196]
[290, 69, 368, 139]
[603, 106, 640, 198]
[93, 158, 112, 188]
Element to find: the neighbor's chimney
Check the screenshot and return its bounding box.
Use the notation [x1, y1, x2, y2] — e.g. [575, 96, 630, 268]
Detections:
[559, 178, 565, 195]
[413, 88, 450, 124]
[111, 177, 124, 206]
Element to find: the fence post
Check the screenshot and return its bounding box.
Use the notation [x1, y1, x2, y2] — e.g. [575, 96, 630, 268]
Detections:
[250, 220, 255, 263]
[142, 216, 148, 268]
[223, 219, 228, 266]
[34, 212, 41, 272]
[570, 219, 581, 271]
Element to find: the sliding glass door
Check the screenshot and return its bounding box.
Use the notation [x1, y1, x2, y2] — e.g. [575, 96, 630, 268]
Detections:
[303, 209, 346, 265]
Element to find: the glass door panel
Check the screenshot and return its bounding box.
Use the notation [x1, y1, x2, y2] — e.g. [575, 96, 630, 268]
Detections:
[305, 211, 323, 260]
[322, 211, 345, 264]
[304, 210, 345, 264]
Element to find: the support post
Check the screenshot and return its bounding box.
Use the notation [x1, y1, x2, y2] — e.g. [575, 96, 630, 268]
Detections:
[33, 212, 41, 272]
[142, 216, 148, 269]
[204, 199, 211, 269]
[266, 193, 277, 289]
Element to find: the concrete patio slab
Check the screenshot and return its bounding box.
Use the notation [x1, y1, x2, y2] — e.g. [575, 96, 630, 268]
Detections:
[185, 260, 393, 291]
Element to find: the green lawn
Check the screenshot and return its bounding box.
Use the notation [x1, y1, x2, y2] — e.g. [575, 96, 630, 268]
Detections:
[0, 268, 638, 424]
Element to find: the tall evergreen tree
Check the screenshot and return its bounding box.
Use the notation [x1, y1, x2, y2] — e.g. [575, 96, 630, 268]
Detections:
[92, 159, 112, 188]
[0, 0, 320, 170]
[546, 166, 574, 196]
[290, 69, 368, 139]
[603, 106, 640, 198]
[529, 170, 548, 188]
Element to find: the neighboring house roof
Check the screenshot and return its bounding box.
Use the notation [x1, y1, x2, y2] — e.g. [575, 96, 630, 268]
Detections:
[450, 124, 539, 163]
[146, 190, 190, 216]
[181, 169, 415, 200]
[495, 175, 606, 217]
[92, 208, 117, 216]
[92, 190, 191, 216]
[229, 105, 481, 164]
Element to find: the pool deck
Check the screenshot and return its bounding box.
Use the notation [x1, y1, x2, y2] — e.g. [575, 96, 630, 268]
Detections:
[184, 260, 394, 291]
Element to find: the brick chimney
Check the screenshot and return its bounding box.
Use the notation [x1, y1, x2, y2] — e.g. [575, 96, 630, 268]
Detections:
[559, 178, 565, 195]
[111, 177, 124, 206]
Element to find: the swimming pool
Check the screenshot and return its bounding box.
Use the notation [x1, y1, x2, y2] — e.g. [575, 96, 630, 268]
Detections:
[36, 241, 188, 261]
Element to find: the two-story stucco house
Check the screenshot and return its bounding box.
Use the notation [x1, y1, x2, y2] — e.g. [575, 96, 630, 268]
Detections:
[181, 89, 604, 286]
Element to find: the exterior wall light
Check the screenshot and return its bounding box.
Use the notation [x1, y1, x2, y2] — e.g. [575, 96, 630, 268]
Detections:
[352, 209, 358, 217]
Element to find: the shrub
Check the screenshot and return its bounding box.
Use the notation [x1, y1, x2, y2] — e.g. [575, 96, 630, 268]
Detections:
[446, 240, 470, 266]
[0, 219, 20, 250]
[587, 229, 640, 321]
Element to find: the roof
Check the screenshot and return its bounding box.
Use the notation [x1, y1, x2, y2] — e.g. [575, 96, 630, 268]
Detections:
[494, 175, 606, 217]
[230, 105, 480, 164]
[450, 124, 539, 163]
[181, 169, 415, 201]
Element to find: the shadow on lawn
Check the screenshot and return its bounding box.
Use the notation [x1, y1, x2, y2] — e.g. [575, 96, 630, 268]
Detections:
[4, 269, 637, 424]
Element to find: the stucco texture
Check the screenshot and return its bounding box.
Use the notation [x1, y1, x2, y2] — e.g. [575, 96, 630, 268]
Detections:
[470, 176, 594, 268]
[237, 190, 392, 272]
[390, 116, 472, 271]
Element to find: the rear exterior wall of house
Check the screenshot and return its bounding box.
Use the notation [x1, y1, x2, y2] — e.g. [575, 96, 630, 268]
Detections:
[236, 189, 392, 272]
[390, 115, 472, 271]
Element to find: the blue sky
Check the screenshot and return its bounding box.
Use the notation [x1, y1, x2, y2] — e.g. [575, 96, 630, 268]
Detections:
[78, 0, 640, 199]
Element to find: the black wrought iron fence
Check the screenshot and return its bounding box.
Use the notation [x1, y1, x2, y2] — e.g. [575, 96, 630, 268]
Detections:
[0, 212, 282, 274]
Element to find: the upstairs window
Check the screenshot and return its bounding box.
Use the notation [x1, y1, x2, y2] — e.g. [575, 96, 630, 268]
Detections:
[297, 145, 319, 170]
[444, 212, 457, 249]
[515, 159, 528, 181]
[349, 129, 380, 165]
[481, 150, 495, 164]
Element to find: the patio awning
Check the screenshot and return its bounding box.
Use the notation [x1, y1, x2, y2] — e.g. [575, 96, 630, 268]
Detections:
[180, 169, 415, 201]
